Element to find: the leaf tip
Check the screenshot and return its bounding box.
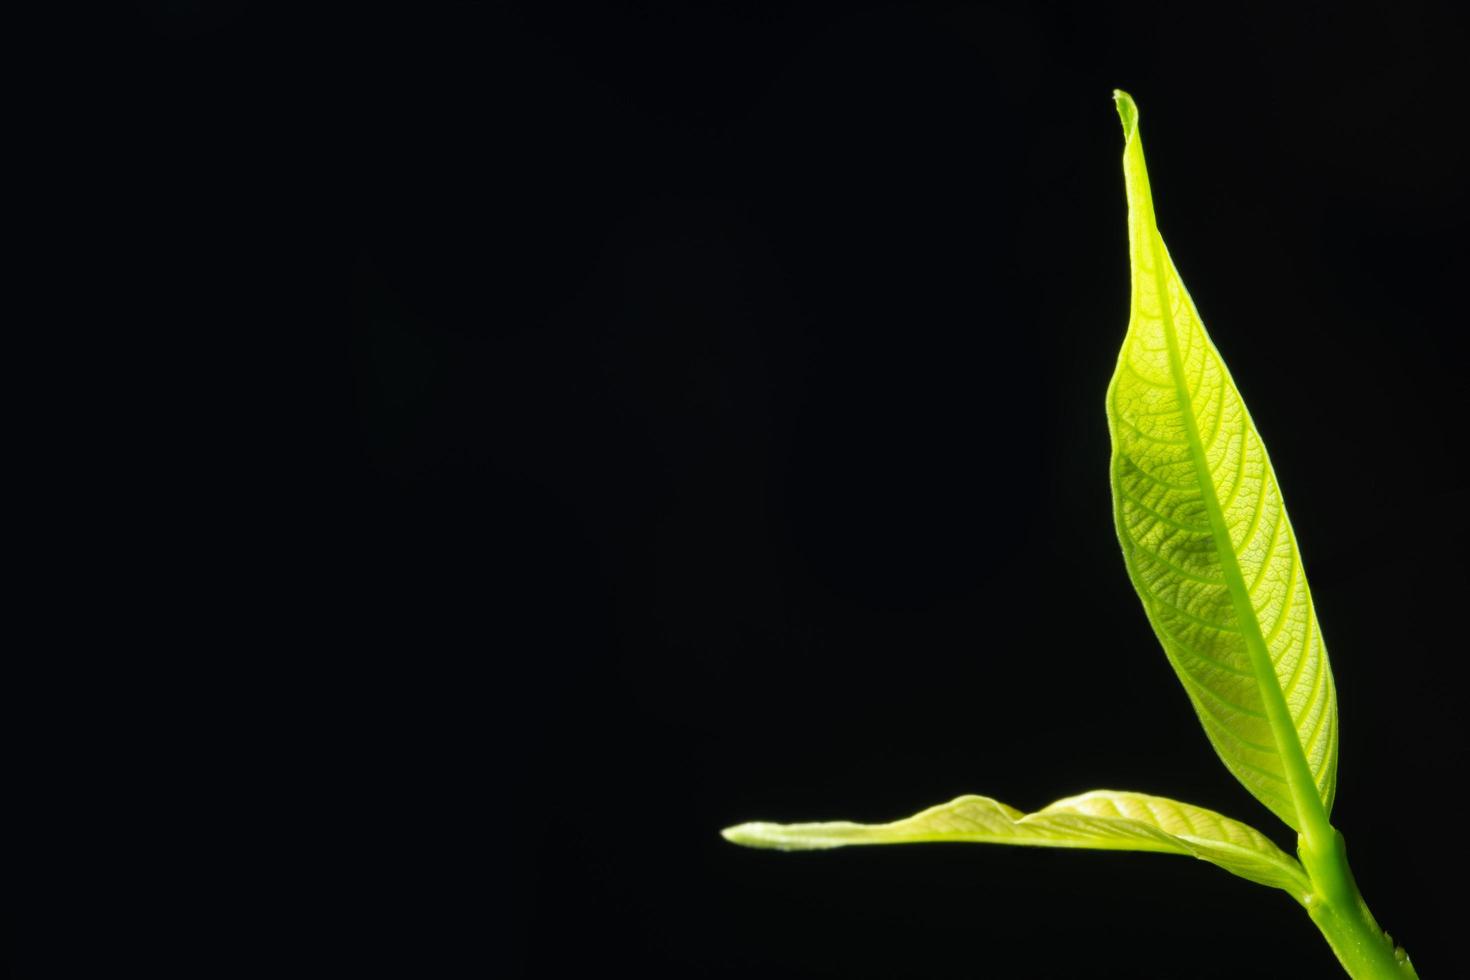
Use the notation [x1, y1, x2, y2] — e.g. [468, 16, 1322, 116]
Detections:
[721, 821, 835, 851]
[721, 822, 773, 848]
[1113, 89, 1139, 142]
[721, 823, 745, 840]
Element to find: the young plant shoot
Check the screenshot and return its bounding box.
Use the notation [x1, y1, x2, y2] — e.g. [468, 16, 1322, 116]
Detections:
[722, 92, 1419, 980]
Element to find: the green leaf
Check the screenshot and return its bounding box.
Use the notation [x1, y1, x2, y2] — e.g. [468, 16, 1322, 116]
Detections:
[1106, 91, 1337, 834]
[723, 790, 1310, 897]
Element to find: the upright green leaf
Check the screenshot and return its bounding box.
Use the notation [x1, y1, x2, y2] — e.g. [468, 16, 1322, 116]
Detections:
[723, 790, 1310, 897]
[1107, 91, 1337, 833]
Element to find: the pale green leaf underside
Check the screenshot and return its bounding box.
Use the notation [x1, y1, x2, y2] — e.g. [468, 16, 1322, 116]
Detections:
[723, 790, 1310, 897]
[1107, 91, 1337, 831]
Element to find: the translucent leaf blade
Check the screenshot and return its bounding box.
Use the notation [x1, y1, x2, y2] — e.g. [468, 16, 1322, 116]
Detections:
[1107, 91, 1337, 831]
[723, 790, 1310, 896]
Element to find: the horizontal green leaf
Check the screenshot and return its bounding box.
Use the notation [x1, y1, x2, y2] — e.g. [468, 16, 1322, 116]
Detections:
[1107, 91, 1337, 833]
[724, 790, 1310, 897]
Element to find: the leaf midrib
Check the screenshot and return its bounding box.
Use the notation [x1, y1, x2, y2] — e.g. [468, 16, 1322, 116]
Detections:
[1144, 220, 1330, 846]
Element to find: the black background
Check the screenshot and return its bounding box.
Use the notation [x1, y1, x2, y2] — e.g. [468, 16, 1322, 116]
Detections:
[94, 2, 1468, 978]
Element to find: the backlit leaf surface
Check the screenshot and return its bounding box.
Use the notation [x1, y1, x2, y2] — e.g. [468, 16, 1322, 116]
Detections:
[1107, 91, 1337, 831]
[723, 790, 1309, 896]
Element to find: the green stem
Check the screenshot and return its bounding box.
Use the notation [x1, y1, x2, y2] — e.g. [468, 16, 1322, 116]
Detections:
[1300, 829, 1418, 979]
